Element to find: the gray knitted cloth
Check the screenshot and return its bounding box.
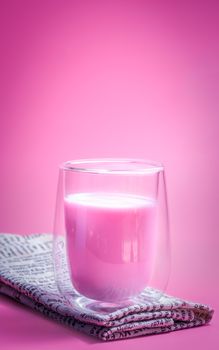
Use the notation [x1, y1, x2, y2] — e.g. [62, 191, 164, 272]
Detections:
[0, 233, 214, 341]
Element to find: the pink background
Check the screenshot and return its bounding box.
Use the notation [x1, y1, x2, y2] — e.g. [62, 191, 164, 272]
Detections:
[0, 0, 218, 349]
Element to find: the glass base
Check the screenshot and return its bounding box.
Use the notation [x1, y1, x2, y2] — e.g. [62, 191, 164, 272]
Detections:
[76, 297, 133, 313]
[63, 287, 164, 314]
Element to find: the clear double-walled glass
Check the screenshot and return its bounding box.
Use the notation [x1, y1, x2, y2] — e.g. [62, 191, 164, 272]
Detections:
[53, 159, 170, 312]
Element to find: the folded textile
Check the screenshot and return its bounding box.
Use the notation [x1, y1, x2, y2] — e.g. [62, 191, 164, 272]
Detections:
[0, 233, 214, 341]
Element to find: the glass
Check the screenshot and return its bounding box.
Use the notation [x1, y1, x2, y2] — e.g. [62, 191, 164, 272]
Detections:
[53, 158, 170, 312]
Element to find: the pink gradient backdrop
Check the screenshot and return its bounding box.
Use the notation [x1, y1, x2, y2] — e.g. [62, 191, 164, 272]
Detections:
[0, 1, 219, 349]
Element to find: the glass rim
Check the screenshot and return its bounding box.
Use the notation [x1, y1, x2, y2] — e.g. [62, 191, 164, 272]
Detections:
[60, 158, 164, 175]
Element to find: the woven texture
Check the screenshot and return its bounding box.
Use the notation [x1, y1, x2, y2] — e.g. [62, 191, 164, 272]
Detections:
[0, 233, 214, 341]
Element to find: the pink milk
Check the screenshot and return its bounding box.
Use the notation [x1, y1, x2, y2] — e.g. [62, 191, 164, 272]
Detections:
[64, 192, 157, 302]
